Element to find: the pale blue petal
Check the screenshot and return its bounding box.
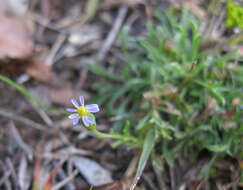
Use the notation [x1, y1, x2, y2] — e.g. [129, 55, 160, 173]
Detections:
[66, 108, 77, 112]
[82, 116, 90, 127]
[68, 113, 79, 119]
[82, 116, 94, 127]
[71, 98, 79, 108]
[86, 116, 95, 124]
[79, 96, 84, 106]
[72, 117, 80, 125]
[86, 104, 99, 113]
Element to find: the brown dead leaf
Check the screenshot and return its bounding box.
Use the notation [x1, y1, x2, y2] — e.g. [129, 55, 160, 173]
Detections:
[183, 1, 207, 19]
[50, 84, 89, 106]
[50, 85, 74, 106]
[25, 59, 56, 85]
[232, 98, 240, 106]
[168, 0, 206, 19]
[0, 1, 33, 60]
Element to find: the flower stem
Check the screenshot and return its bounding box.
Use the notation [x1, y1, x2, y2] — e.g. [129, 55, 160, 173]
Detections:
[91, 129, 121, 139]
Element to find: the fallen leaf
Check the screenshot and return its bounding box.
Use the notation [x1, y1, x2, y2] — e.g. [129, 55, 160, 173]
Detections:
[7, 0, 28, 16]
[50, 84, 89, 106]
[71, 156, 113, 186]
[68, 25, 101, 47]
[183, 0, 207, 19]
[25, 59, 58, 85]
[0, 1, 33, 59]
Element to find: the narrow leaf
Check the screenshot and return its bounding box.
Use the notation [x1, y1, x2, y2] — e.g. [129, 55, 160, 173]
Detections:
[131, 128, 156, 190]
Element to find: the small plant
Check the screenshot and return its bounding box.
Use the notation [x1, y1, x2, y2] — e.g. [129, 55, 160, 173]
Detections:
[85, 9, 243, 180]
[226, 0, 243, 28]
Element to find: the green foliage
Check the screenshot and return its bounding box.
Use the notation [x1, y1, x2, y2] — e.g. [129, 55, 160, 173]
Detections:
[226, 0, 243, 28]
[87, 9, 243, 177]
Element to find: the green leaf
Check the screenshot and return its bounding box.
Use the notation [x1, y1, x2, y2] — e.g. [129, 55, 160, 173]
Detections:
[207, 144, 230, 153]
[162, 142, 174, 167]
[133, 128, 156, 187]
[195, 80, 226, 105]
[123, 120, 131, 136]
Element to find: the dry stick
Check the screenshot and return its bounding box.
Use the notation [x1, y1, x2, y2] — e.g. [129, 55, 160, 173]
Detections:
[0, 109, 47, 131]
[33, 105, 53, 126]
[0, 161, 12, 190]
[204, 1, 223, 39]
[56, 168, 76, 190]
[30, 12, 61, 32]
[46, 34, 66, 66]
[8, 122, 34, 160]
[211, 8, 225, 35]
[169, 167, 177, 190]
[6, 158, 19, 189]
[153, 166, 168, 190]
[97, 5, 128, 61]
[0, 171, 11, 187]
[142, 174, 157, 190]
[51, 170, 78, 190]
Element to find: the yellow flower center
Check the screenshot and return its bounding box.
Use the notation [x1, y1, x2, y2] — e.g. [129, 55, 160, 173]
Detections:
[77, 106, 87, 116]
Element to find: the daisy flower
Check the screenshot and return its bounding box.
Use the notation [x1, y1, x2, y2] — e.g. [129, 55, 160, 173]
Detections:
[66, 96, 100, 127]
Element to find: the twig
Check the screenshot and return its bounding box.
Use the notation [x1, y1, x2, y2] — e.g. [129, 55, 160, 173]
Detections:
[46, 34, 66, 66]
[153, 166, 168, 190]
[8, 122, 33, 160]
[142, 173, 157, 190]
[0, 171, 11, 187]
[33, 105, 53, 126]
[6, 158, 19, 189]
[97, 5, 128, 61]
[29, 12, 61, 32]
[0, 109, 47, 131]
[56, 168, 76, 190]
[51, 170, 78, 190]
[169, 167, 177, 190]
[0, 161, 12, 189]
